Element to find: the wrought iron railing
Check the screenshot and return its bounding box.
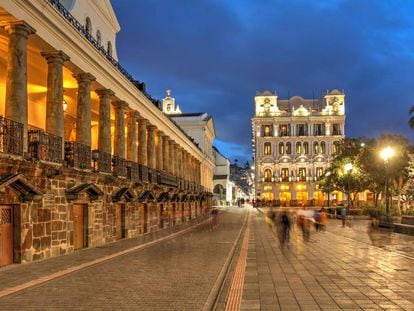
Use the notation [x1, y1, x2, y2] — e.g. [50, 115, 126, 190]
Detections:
[64, 141, 91, 169]
[126, 161, 140, 181]
[112, 156, 126, 177]
[46, 0, 160, 108]
[0, 116, 23, 156]
[139, 164, 149, 183]
[28, 129, 62, 163]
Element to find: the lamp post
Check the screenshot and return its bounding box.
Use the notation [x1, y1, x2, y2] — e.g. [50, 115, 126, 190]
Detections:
[380, 146, 394, 222]
[343, 163, 353, 210]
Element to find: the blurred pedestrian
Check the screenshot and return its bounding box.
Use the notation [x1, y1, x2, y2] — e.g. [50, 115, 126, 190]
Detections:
[297, 208, 311, 242]
[279, 211, 291, 246]
[210, 208, 219, 230]
[314, 209, 321, 232]
[341, 207, 347, 227]
[320, 208, 328, 231]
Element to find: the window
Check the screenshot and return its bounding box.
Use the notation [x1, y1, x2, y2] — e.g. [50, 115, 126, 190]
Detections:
[279, 143, 284, 155]
[303, 142, 309, 154]
[107, 41, 113, 56]
[299, 168, 306, 181]
[296, 124, 307, 136]
[286, 142, 292, 154]
[96, 30, 101, 45]
[314, 123, 325, 136]
[316, 167, 323, 179]
[263, 125, 272, 137]
[85, 17, 92, 35]
[264, 169, 272, 182]
[296, 142, 302, 154]
[264, 142, 271, 155]
[281, 168, 289, 182]
[332, 123, 341, 135]
[280, 124, 289, 137]
[332, 141, 339, 154]
[321, 141, 326, 154]
[313, 142, 319, 154]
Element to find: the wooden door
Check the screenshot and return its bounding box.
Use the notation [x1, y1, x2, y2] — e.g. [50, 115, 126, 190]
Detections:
[181, 203, 185, 222]
[172, 203, 176, 226]
[0, 205, 13, 267]
[115, 204, 125, 240]
[159, 204, 164, 229]
[73, 204, 87, 250]
[141, 204, 148, 234]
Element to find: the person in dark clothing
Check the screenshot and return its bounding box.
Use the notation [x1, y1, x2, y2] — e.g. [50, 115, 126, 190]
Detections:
[279, 211, 291, 246]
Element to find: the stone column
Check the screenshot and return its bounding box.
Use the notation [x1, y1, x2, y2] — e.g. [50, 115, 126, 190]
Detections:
[41, 50, 70, 158]
[113, 101, 128, 158]
[177, 147, 183, 178]
[183, 151, 188, 181]
[2, 21, 35, 152]
[73, 72, 96, 146]
[169, 140, 175, 175]
[95, 88, 114, 154]
[162, 136, 170, 172]
[138, 117, 147, 165]
[156, 131, 164, 170]
[147, 124, 156, 169]
[127, 110, 138, 162]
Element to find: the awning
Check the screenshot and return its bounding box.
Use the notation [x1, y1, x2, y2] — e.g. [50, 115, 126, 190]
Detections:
[66, 183, 104, 201]
[0, 174, 43, 201]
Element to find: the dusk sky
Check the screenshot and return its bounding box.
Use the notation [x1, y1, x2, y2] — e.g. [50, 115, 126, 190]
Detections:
[112, 0, 414, 164]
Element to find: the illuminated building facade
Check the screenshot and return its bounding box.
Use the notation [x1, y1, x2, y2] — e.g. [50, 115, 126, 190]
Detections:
[252, 90, 345, 206]
[0, 0, 212, 267]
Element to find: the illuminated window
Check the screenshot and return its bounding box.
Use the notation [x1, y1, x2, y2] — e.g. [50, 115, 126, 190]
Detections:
[264, 169, 272, 182]
[321, 141, 326, 154]
[85, 17, 92, 35]
[316, 167, 323, 179]
[303, 142, 309, 154]
[286, 142, 292, 154]
[281, 168, 289, 182]
[313, 142, 319, 154]
[296, 142, 302, 154]
[279, 143, 284, 155]
[332, 141, 339, 154]
[299, 168, 306, 181]
[280, 124, 289, 136]
[263, 125, 272, 137]
[264, 142, 271, 155]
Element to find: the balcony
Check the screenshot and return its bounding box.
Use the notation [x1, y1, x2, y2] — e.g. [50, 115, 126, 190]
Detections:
[0, 116, 23, 156]
[158, 171, 178, 187]
[28, 130, 62, 164]
[138, 164, 149, 183]
[148, 168, 157, 184]
[126, 161, 139, 181]
[91, 150, 112, 174]
[64, 141, 91, 169]
[112, 156, 126, 177]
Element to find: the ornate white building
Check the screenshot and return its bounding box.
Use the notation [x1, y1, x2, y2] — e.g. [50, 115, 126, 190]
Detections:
[252, 90, 346, 206]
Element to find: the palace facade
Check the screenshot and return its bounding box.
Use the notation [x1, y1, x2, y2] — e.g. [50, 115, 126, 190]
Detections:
[252, 90, 346, 206]
[0, 0, 213, 267]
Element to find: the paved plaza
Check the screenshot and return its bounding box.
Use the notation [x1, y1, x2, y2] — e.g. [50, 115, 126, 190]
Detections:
[0, 207, 413, 310]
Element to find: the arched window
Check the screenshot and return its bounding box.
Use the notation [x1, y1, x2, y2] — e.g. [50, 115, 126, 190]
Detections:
[286, 142, 292, 155]
[96, 30, 101, 45]
[321, 141, 326, 154]
[107, 41, 113, 56]
[264, 169, 272, 182]
[279, 142, 284, 155]
[281, 168, 289, 182]
[313, 142, 319, 154]
[264, 142, 271, 155]
[85, 17, 92, 35]
[263, 125, 272, 137]
[296, 142, 302, 154]
[303, 142, 309, 154]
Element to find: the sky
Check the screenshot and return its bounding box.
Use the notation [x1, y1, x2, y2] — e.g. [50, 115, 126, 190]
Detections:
[111, 0, 414, 165]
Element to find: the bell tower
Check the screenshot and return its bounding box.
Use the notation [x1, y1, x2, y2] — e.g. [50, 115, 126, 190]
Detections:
[162, 89, 182, 115]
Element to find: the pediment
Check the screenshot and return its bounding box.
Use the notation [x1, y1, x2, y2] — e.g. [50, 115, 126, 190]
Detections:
[66, 183, 103, 201]
[137, 190, 155, 202]
[0, 174, 43, 202]
[157, 192, 170, 202]
[112, 187, 135, 203]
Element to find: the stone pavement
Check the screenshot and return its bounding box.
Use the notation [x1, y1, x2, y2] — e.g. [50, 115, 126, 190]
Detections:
[1, 207, 414, 310]
[217, 208, 414, 310]
[0, 208, 247, 310]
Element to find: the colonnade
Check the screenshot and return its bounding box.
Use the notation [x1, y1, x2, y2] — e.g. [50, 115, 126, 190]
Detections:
[1, 20, 202, 185]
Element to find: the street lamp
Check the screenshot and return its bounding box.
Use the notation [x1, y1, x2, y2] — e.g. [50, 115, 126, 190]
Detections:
[343, 163, 353, 210]
[380, 146, 394, 222]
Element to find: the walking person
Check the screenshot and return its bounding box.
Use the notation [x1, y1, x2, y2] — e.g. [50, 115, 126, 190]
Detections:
[279, 211, 291, 246]
[341, 207, 347, 227]
[210, 208, 219, 230]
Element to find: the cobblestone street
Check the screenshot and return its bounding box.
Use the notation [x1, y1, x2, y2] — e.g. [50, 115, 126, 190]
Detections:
[1, 207, 414, 310]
